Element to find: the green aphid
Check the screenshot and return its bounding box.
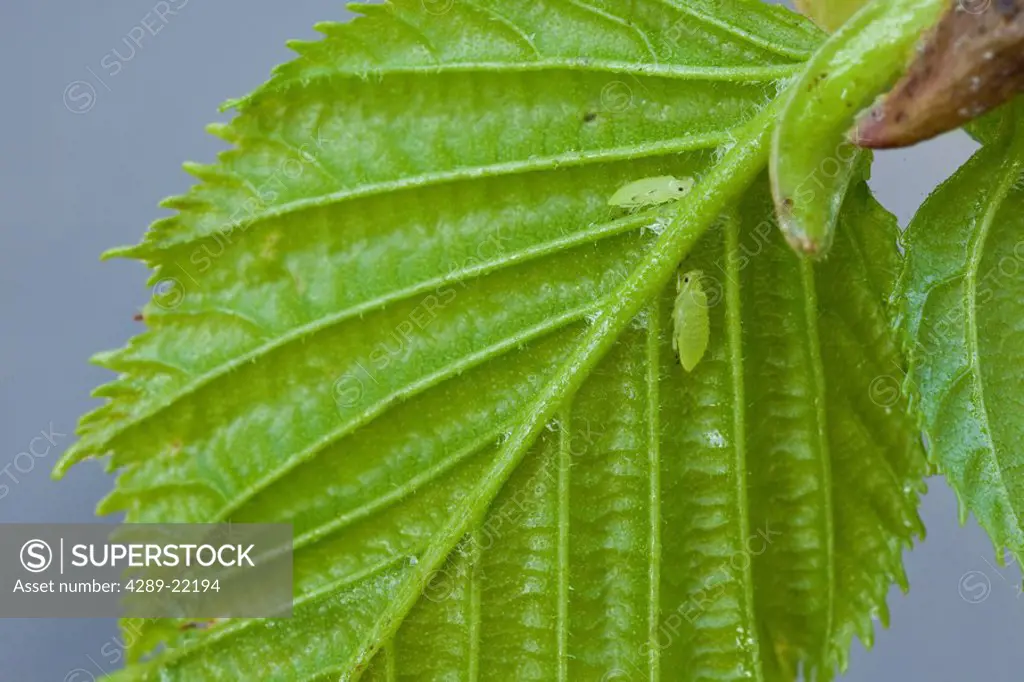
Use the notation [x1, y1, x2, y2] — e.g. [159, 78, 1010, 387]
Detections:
[607, 175, 695, 209]
[672, 270, 710, 373]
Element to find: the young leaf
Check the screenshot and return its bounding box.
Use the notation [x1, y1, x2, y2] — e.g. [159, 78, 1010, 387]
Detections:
[56, 2, 925, 680]
[894, 101, 1024, 559]
[770, 0, 946, 257]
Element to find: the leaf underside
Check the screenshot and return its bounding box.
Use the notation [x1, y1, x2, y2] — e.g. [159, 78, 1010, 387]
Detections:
[895, 101, 1024, 561]
[59, 2, 927, 680]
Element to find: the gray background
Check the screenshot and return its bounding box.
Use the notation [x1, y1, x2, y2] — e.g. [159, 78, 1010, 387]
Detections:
[0, 0, 1017, 680]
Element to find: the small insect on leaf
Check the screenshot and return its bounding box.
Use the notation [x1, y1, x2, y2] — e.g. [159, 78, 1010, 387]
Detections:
[607, 175, 695, 209]
[672, 270, 711, 373]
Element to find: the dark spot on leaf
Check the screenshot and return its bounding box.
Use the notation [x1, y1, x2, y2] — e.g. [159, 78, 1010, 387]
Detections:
[807, 72, 828, 91]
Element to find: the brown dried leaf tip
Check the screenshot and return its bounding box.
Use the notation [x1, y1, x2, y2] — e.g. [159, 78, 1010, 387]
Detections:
[855, 0, 1024, 149]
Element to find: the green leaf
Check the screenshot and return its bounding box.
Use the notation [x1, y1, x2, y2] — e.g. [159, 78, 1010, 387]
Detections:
[894, 101, 1024, 559]
[770, 0, 946, 257]
[58, 2, 926, 680]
